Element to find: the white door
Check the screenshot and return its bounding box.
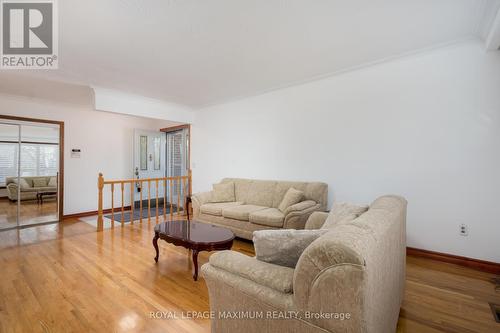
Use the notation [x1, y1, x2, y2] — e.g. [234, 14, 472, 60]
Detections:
[133, 129, 166, 206]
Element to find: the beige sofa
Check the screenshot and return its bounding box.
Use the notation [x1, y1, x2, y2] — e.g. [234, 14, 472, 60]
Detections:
[192, 178, 328, 239]
[5, 176, 57, 201]
[202, 195, 407, 333]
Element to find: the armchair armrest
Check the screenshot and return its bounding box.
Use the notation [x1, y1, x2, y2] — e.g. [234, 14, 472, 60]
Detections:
[191, 191, 213, 216]
[305, 211, 329, 230]
[207, 250, 294, 293]
[293, 237, 365, 332]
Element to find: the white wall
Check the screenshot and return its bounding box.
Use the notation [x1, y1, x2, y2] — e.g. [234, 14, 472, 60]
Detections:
[192, 40, 500, 262]
[0, 94, 176, 215]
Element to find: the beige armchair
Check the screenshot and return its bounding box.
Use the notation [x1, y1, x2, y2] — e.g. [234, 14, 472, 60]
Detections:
[202, 195, 407, 333]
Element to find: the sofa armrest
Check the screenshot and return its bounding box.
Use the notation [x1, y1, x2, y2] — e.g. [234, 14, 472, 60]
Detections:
[207, 250, 294, 293]
[191, 191, 213, 216]
[304, 211, 329, 230]
[283, 200, 321, 229]
[284, 200, 317, 215]
[6, 183, 18, 200]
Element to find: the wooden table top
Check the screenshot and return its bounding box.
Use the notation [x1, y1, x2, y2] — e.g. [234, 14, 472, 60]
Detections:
[154, 220, 234, 245]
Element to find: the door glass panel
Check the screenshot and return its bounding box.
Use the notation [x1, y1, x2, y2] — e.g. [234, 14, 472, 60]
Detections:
[19, 124, 59, 226]
[153, 137, 161, 170]
[140, 136, 148, 170]
[0, 123, 20, 230]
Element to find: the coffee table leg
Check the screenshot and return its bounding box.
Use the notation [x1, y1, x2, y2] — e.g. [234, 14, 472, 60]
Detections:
[192, 249, 199, 281]
[153, 232, 159, 263]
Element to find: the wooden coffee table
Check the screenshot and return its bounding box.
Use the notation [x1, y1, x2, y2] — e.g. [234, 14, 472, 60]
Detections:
[153, 220, 235, 281]
[37, 191, 57, 204]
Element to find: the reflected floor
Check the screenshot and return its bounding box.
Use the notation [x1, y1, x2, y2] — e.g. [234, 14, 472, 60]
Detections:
[0, 198, 58, 230]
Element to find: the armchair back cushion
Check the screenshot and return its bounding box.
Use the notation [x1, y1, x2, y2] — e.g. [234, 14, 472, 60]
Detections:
[253, 229, 329, 268]
[321, 202, 369, 229]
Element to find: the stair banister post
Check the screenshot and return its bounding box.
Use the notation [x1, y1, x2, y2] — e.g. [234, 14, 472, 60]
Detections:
[97, 173, 104, 231]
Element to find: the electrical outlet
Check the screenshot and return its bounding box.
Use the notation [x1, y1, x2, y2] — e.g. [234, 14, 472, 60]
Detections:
[459, 224, 468, 236]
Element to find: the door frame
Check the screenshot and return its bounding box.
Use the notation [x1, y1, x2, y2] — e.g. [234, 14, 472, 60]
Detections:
[0, 115, 65, 222]
[160, 124, 191, 170]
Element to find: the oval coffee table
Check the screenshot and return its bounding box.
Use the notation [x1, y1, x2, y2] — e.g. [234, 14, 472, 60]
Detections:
[153, 220, 235, 281]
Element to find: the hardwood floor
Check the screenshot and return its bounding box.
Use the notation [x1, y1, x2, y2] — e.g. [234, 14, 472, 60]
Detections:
[399, 257, 500, 332]
[0, 216, 498, 333]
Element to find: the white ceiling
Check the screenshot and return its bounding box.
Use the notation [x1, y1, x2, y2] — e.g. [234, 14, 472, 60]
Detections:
[11, 0, 500, 107]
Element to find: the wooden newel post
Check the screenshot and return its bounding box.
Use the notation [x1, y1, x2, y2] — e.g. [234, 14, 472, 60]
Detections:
[97, 173, 104, 231]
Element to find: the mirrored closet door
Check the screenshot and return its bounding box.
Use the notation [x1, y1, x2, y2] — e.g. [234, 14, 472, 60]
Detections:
[0, 119, 61, 230]
[0, 123, 21, 230]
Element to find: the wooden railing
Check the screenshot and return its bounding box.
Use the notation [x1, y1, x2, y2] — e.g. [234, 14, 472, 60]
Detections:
[97, 170, 192, 231]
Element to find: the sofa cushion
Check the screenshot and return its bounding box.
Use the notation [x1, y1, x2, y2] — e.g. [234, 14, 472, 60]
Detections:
[33, 186, 57, 192]
[33, 178, 48, 187]
[210, 182, 235, 203]
[200, 202, 243, 216]
[221, 178, 252, 203]
[222, 205, 267, 221]
[272, 182, 308, 208]
[253, 229, 329, 268]
[321, 202, 369, 229]
[249, 208, 285, 227]
[245, 180, 276, 207]
[48, 177, 57, 187]
[278, 187, 304, 212]
[303, 182, 329, 211]
[13, 178, 32, 189]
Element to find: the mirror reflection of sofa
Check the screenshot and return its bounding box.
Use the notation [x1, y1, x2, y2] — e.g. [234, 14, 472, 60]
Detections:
[5, 176, 57, 201]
